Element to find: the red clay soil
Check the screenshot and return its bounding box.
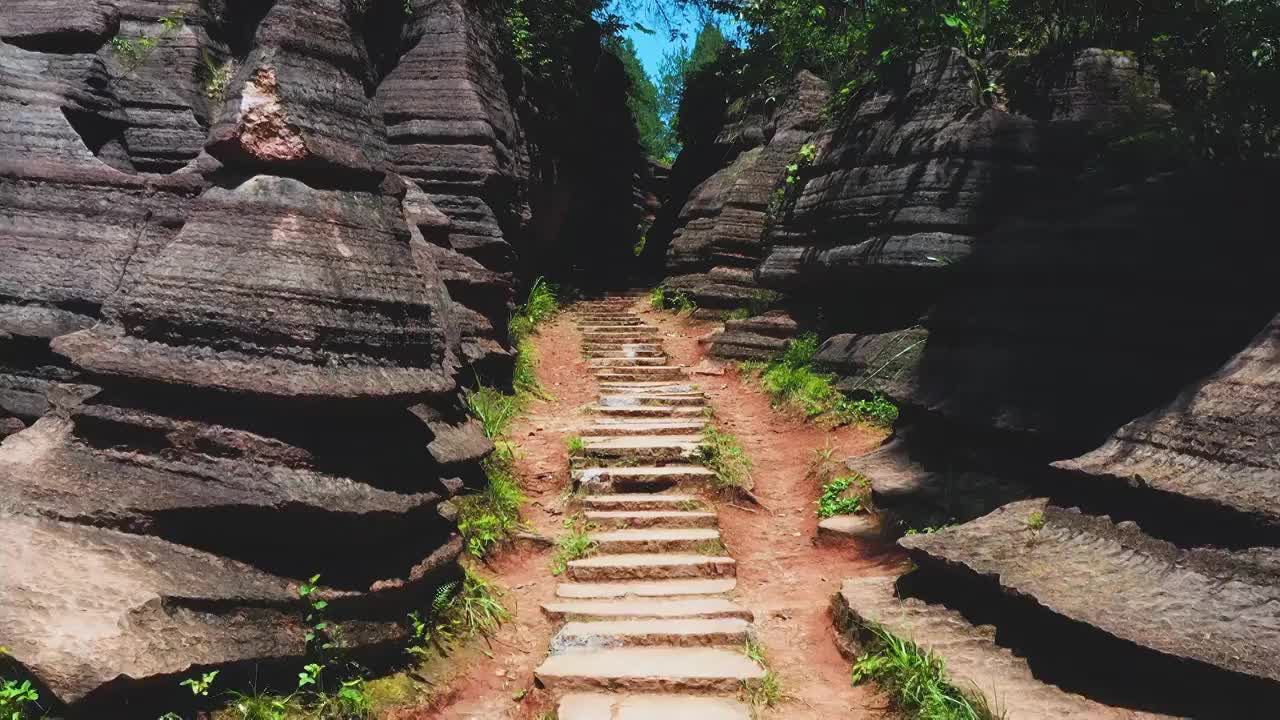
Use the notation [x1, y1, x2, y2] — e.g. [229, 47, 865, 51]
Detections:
[393, 303, 904, 719]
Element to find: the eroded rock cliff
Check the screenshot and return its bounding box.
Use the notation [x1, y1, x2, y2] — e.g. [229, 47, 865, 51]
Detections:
[0, 0, 647, 713]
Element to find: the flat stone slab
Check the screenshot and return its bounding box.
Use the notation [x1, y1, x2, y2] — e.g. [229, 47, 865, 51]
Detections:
[556, 578, 737, 599]
[589, 357, 669, 367]
[1054, 314, 1280, 525]
[535, 646, 764, 692]
[599, 395, 705, 407]
[817, 513, 882, 544]
[542, 596, 752, 621]
[584, 349, 666, 358]
[589, 527, 721, 553]
[558, 692, 751, 720]
[591, 405, 705, 418]
[598, 370, 689, 382]
[585, 510, 718, 529]
[582, 494, 701, 511]
[554, 618, 751, 649]
[567, 553, 736, 581]
[583, 420, 706, 436]
[900, 498, 1280, 685]
[575, 465, 715, 485]
[833, 575, 1135, 719]
[581, 436, 701, 463]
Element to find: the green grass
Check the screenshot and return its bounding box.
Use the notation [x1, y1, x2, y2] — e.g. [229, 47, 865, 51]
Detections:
[696, 426, 753, 492]
[455, 280, 562, 558]
[550, 516, 598, 576]
[852, 624, 1003, 720]
[739, 334, 899, 428]
[817, 475, 868, 518]
[740, 639, 784, 710]
[1025, 510, 1046, 531]
[725, 307, 753, 321]
[565, 435, 585, 455]
[455, 448, 524, 558]
[648, 286, 696, 315]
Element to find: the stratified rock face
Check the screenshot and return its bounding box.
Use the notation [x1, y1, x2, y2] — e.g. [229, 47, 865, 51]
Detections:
[378, 0, 522, 376]
[0, 0, 118, 51]
[55, 175, 460, 399]
[0, 1, 489, 711]
[900, 500, 1280, 696]
[664, 72, 828, 313]
[1056, 314, 1280, 526]
[208, 0, 389, 179]
[707, 311, 797, 360]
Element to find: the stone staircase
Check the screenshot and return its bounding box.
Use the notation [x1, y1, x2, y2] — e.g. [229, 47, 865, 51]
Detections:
[534, 296, 761, 719]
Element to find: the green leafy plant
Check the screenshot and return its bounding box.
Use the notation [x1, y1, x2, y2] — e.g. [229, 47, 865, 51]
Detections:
[648, 286, 667, 311]
[0, 676, 40, 720]
[852, 623, 1003, 719]
[1025, 510, 1046, 531]
[696, 426, 753, 492]
[199, 49, 235, 105]
[110, 9, 184, 72]
[725, 308, 753, 321]
[455, 448, 525, 558]
[817, 475, 867, 518]
[550, 515, 598, 576]
[180, 669, 220, 697]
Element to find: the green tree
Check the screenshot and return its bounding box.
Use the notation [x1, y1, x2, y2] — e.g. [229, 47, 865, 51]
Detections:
[607, 36, 674, 161]
[657, 21, 726, 156]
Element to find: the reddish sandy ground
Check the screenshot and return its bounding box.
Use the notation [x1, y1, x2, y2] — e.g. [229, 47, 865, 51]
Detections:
[394, 301, 904, 719]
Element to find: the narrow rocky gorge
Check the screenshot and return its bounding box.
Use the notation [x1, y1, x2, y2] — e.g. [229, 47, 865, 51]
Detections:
[533, 295, 762, 719]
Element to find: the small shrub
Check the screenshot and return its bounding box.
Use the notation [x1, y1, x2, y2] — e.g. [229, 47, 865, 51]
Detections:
[696, 426, 752, 491]
[550, 516, 597, 575]
[817, 475, 866, 518]
[1026, 510, 1046, 531]
[648, 286, 666, 310]
[199, 49, 235, 104]
[852, 624, 1002, 720]
[669, 290, 696, 315]
[110, 9, 184, 72]
[0, 675, 40, 720]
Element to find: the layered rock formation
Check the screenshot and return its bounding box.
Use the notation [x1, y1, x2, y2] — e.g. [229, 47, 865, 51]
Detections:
[0, 0, 648, 713]
[660, 45, 1280, 714]
[656, 71, 828, 315]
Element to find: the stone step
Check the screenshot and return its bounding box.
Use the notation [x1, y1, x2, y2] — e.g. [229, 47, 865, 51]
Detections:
[589, 528, 722, 554]
[597, 368, 688, 382]
[581, 435, 701, 464]
[588, 357, 669, 367]
[577, 316, 644, 323]
[535, 647, 764, 693]
[554, 618, 751, 649]
[599, 394, 705, 407]
[600, 381, 699, 391]
[558, 692, 752, 720]
[583, 420, 705, 437]
[582, 343, 665, 353]
[579, 325, 660, 334]
[584, 348, 666, 359]
[581, 494, 702, 512]
[556, 577, 737, 599]
[899, 498, 1280, 690]
[567, 553, 736, 581]
[542, 596, 752, 621]
[591, 405, 705, 419]
[581, 331, 661, 340]
[833, 575, 1122, 719]
[574, 465, 716, 494]
[586, 511, 718, 530]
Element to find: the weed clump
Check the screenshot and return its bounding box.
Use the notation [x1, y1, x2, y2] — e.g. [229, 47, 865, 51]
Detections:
[740, 639, 784, 709]
[739, 334, 899, 428]
[817, 475, 868, 518]
[696, 426, 753, 492]
[550, 516, 598, 575]
[0, 649, 41, 720]
[648, 286, 696, 315]
[852, 624, 1003, 720]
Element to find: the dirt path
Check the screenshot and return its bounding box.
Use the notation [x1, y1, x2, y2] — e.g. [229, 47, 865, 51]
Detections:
[399, 298, 902, 719]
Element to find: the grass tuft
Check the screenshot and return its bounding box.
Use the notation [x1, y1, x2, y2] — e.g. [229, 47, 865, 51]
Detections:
[1025, 510, 1046, 531]
[648, 286, 696, 315]
[852, 624, 1003, 720]
[740, 334, 899, 428]
[696, 426, 753, 492]
[817, 475, 868, 518]
[550, 516, 598, 576]
[740, 638, 784, 710]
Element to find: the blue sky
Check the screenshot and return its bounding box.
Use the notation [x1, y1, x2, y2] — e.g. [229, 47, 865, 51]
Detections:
[618, 4, 738, 79]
